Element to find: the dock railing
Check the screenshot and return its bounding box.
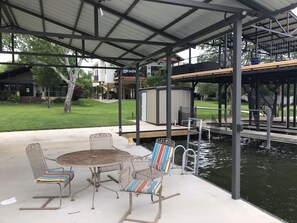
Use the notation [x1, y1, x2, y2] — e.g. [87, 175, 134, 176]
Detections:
[193, 106, 272, 149]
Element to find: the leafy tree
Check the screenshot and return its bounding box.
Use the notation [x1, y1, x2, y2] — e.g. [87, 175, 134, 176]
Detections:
[143, 70, 166, 87]
[76, 71, 93, 98]
[196, 83, 218, 100]
[143, 69, 190, 88]
[32, 67, 62, 108]
[5, 34, 83, 113]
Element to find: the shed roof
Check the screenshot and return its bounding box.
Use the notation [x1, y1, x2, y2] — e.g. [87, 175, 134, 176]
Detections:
[1, 0, 297, 68]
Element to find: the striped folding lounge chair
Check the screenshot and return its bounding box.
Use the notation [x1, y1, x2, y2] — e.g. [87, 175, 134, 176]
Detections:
[133, 138, 180, 203]
[117, 156, 163, 223]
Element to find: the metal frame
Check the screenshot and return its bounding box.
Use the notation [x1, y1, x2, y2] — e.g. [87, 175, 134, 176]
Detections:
[0, 0, 296, 202]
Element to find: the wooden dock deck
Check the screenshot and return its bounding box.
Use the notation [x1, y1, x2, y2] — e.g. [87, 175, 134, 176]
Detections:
[206, 125, 297, 145]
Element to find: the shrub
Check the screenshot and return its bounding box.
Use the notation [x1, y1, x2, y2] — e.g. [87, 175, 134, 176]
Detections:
[7, 94, 20, 103]
[72, 85, 84, 101]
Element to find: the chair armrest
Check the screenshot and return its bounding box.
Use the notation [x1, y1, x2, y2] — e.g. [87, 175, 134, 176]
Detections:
[44, 156, 57, 162]
[48, 166, 65, 172]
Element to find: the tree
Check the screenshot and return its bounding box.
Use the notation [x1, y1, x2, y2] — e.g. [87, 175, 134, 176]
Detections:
[76, 71, 93, 98]
[196, 83, 218, 100]
[32, 67, 62, 108]
[143, 69, 190, 88]
[10, 34, 83, 113]
[143, 70, 166, 87]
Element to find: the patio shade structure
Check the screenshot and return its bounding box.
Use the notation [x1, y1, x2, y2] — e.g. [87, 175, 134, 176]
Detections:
[1, 0, 297, 200]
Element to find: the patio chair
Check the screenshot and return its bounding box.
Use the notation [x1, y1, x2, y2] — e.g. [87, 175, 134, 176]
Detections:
[20, 143, 74, 210]
[89, 133, 120, 183]
[133, 138, 180, 203]
[117, 156, 163, 223]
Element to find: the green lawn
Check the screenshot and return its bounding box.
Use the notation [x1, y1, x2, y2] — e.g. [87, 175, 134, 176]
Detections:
[1, 99, 295, 132]
[194, 100, 250, 120]
[0, 99, 136, 132]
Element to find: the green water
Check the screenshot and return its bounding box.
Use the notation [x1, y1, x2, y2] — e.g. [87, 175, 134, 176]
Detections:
[142, 136, 297, 223]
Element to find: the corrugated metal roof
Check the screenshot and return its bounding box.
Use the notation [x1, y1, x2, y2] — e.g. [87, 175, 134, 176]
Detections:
[1, 0, 297, 68]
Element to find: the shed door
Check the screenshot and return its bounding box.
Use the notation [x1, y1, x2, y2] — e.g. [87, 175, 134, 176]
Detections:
[141, 92, 147, 121]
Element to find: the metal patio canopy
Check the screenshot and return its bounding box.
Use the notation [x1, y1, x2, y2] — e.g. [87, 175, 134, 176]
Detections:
[1, 0, 297, 201]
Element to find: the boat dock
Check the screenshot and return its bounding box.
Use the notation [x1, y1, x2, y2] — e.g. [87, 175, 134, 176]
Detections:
[0, 126, 284, 223]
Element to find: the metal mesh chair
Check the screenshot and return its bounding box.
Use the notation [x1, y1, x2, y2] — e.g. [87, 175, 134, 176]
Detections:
[89, 133, 120, 178]
[20, 143, 74, 210]
[89, 133, 120, 199]
[117, 156, 163, 223]
[133, 138, 180, 202]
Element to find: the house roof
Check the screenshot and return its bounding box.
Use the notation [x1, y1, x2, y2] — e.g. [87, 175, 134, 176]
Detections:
[1, 0, 297, 68]
[0, 66, 31, 79]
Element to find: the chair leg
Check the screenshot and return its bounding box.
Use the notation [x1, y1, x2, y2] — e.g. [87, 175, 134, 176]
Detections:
[153, 189, 162, 223]
[20, 181, 72, 210]
[119, 192, 133, 223]
[119, 191, 162, 223]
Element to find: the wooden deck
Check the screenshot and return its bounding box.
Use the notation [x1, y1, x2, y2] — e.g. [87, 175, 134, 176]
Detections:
[172, 59, 297, 80]
[206, 125, 297, 145]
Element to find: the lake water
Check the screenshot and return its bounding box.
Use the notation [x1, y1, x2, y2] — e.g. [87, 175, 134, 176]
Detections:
[142, 135, 297, 223]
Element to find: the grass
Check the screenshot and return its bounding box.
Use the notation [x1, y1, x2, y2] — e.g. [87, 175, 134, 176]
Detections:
[0, 99, 136, 132]
[1, 99, 295, 132]
[194, 100, 250, 120]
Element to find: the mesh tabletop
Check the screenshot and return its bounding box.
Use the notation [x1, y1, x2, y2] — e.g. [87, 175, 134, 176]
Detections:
[56, 149, 130, 168]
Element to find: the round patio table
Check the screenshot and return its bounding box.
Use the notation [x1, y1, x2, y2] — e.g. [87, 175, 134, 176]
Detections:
[57, 149, 130, 209]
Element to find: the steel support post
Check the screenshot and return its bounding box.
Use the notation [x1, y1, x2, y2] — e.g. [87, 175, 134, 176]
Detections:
[293, 78, 297, 127]
[224, 35, 228, 67]
[224, 83, 228, 131]
[255, 79, 260, 131]
[11, 33, 15, 63]
[189, 47, 192, 64]
[135, 63, 140, 145]
[166, 49, 173, 139]
[287, 78, 290, 129]
[281, 83, 284, 122]
[118, 70, 122, 136]
[266, 109, 271, 150]
[218, 82, 222, 126]
[231, 15, 242, 200]
[218, 44, 222, 67]
[191, 82, 196, 115]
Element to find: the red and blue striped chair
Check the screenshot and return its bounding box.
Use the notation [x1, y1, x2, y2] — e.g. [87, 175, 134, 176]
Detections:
[117, 138, 176, 223]
[20, 143, 74, 210]
[133, 138, 175, 180]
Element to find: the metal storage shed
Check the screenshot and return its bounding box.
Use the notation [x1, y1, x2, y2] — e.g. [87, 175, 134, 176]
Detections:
[140, 86, 192, 125]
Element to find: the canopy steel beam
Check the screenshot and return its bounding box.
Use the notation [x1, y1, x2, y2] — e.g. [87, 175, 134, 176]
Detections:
[39, 0, 46, 32]
[118, 6, 200, 59]
[251, 24, 297, 39]
[127, 13, 239, 68]
[196, 3, 297, 50]
[3, 1, 149, 58]
[40, 36, 125, 67]
[0, 61, 121, 69]
[144, 0, 258, 15]
[236, 0, 275, 19]
[0, 28, 170, 46]
[91, 0, 140, 55]
[69, 1, 84, 46]
[85, 0, 179, 42]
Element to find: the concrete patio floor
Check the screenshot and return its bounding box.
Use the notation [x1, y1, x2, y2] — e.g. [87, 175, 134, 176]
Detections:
[0, 126, 285, 223]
